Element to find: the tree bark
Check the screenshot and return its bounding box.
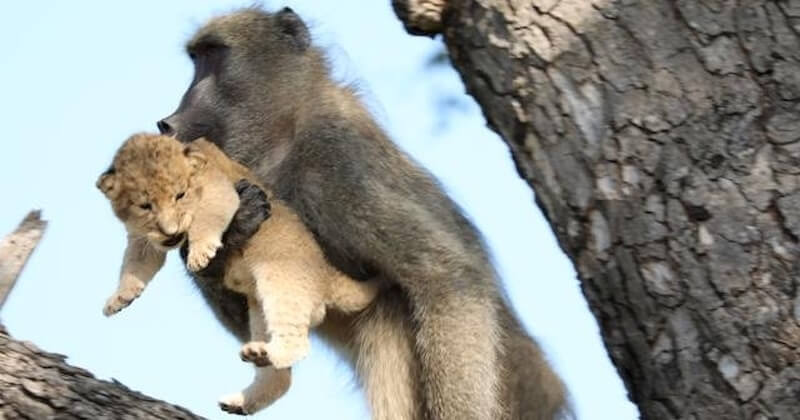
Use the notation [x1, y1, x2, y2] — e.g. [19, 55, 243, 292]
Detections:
[395, 1, 800, 419]
[0, 327, 205, 419]
[0, 211, 47, 309]
[0, 211, 203, 419]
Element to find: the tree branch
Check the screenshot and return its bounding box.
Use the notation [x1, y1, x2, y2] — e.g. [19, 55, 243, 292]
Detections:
[392, 0, 447, 36]
[0, 210, 47, 309]
[0, 328, 205, 419]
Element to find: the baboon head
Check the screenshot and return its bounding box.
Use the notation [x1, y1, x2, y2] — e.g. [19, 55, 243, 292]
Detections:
[158, 7, 319, 153]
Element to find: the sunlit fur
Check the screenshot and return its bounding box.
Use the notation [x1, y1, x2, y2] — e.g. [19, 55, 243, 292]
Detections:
[98, 133, 380, 415]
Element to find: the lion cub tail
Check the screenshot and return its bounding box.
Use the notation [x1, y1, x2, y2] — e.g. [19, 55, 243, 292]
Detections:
[328, 271, 381, 313]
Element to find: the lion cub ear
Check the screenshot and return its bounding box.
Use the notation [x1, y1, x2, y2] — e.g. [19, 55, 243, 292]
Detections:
[183, 143, 207, 171]
[96, 167, 119, 199]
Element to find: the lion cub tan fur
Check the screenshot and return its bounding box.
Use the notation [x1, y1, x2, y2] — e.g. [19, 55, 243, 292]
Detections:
[97, 133, 379, 415]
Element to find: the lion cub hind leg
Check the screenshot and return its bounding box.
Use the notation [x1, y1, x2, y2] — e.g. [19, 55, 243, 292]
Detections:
[248, 261, 317, 369]
[185, 171, 240, 272]
[220, 301, 292, 415]
[218, 366, 292, 415]
[240, 297, 272, 367]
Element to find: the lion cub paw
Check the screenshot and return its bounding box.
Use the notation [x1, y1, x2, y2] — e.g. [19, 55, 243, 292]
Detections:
[218, 392, 247, 415]
[240, 341, 272, 367]
[186, 238, 222, 272]
[103, 281, 145, 316]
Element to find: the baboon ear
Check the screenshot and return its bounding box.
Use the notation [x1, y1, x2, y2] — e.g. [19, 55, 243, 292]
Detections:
[183, 143, 207, 171]
[276, 7, 310, 51]
[96, 167, 119, 198]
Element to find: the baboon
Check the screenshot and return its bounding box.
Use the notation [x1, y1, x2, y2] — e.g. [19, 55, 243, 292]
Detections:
[158, 7, 568, 420]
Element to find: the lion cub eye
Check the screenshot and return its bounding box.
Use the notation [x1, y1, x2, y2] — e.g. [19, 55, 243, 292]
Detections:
[176, 191, 186, 201]
[139, 203, 152, 211]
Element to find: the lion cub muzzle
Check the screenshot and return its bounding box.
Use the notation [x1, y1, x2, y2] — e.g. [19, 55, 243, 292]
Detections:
[161, 232, 186, 248]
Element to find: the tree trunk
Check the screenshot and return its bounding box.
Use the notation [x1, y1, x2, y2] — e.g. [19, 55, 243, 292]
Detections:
[0, 327, 204, 419]
[395, 1, 800, 419]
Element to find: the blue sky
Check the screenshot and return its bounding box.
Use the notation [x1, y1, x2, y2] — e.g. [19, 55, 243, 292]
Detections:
[0, 2, 638, 419]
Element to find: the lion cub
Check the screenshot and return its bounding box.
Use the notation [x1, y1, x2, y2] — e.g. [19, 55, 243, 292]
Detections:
[97, 133, 379, 415]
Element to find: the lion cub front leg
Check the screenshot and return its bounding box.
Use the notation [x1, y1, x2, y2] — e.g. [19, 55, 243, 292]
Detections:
[103, 235, 165, 316]
[186, 174, 240, 272]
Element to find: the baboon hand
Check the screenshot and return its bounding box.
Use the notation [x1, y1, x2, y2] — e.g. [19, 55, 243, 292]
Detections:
[234, 179, 271, 222]
[224, 180, 271, 248]
[103, 281, 145, 316]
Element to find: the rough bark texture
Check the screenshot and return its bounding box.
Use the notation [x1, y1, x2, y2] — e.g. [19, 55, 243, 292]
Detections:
[0, 213, 202, 418]
[0, 211, 47, 308]
[0, 326, 204, 420]
[396, 1, 800, 419]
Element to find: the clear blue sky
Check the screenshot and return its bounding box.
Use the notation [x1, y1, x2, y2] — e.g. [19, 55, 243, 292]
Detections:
[0, 2, 638, 419]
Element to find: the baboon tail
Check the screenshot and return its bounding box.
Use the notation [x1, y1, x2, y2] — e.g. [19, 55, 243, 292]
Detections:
[500, 305, 570, 420]
[352, 287, 422, 420]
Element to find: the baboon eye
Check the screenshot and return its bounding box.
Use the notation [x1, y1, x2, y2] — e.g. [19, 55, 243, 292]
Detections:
[176, 191, 186, 201]
[139, 203, 152, 211]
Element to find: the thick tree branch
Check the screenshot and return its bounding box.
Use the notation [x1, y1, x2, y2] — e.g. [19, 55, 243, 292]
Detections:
[0, 328, 205, 419]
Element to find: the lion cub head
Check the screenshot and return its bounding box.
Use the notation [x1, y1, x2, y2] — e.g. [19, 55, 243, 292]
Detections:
[97, 133, 207, 250]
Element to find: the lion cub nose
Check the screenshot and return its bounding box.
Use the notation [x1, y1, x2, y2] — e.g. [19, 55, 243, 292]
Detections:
[157, 221, 178, 236]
